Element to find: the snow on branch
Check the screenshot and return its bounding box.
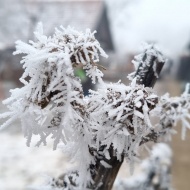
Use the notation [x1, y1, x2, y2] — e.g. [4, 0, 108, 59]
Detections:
[87, 78, 158, 160]
[128, 43, 165, 87]
[1, 23, 190, 190]
[115, 143, 173, 190]
[0, 23, 107, 149]
[139, 84, 190, 146]
[156, 83, 190, 140]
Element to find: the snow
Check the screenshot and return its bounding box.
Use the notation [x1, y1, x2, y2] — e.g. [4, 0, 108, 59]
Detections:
[0, 132, 69, 190]
[100, 160, 112, 168]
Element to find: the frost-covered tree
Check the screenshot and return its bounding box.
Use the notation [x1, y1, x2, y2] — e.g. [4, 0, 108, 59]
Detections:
[1, 23, 190, 190]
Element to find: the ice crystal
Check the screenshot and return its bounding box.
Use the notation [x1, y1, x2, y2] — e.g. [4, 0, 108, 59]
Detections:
[87, 78, 158, 160]
[128, 43, 165, 85]
[156, 83, 190, 140]
[0, 23, 107, 149]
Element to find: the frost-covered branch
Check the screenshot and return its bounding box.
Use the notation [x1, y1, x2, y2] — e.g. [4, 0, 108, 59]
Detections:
[87, 79, 158, 160]
[81, 45, 166, 189]
[139, 83, 190, 146]
[156, 84, 190, 140]
[1, 24, 190, 190]
[0, 23, 107, 149]
[114, 143, 173, 190]
[128, 44, 165, 87]
[0, 32, 167, 189]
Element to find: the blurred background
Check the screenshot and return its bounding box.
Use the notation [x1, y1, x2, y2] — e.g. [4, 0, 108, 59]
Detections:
[0, 0, 190, 189]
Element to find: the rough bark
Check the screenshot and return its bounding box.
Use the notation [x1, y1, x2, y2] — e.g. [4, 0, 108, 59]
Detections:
[90, 147, 124, 190]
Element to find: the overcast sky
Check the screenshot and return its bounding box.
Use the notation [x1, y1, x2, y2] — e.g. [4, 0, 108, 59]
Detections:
[107, 0, 190, 56]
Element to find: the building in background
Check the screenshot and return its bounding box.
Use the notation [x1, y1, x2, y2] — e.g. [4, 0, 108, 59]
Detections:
[0, 0, 115, 97]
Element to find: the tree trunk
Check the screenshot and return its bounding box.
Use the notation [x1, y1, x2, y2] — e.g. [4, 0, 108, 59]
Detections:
[90, 147, 124, 190]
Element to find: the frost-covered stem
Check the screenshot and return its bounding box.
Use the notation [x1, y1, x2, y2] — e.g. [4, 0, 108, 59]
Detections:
[140, 83, 190, 146]
[140, 130, 165, 146]
[115, 144, 173, 190]
[90, 147, 124, 190]
[90, 48, 165, 190]
[134, 46, 165, 87]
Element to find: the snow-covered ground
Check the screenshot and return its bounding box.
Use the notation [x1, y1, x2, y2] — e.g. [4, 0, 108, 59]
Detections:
[0, 132, 71, 190]
[0, 103, 71, 190]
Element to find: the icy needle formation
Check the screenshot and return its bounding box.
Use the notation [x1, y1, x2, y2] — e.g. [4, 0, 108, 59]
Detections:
[128, 43, 165, 87]
[0, 23, 107, 149]
[0, 25, 190, 190]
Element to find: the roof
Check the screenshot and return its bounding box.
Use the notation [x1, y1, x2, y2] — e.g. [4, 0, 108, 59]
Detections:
[0, 0, 103, 46]
[27, 0, 103, 33]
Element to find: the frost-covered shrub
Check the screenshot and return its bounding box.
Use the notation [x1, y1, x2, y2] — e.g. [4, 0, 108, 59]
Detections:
[0, 24, 190, 190]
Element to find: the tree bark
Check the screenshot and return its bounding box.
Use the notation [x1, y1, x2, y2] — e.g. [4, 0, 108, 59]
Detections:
[90, 147, 124, 190]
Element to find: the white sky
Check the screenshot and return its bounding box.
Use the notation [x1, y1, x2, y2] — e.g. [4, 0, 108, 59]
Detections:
[107, 0, 190, 56]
